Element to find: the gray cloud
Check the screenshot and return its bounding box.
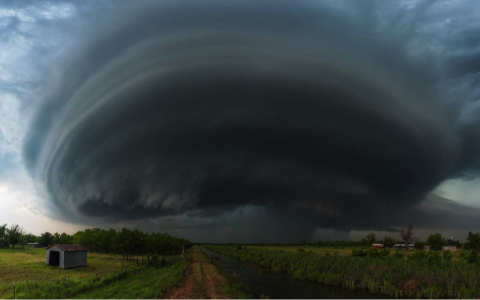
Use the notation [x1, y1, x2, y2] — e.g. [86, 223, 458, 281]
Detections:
[22, 0, 480, 238]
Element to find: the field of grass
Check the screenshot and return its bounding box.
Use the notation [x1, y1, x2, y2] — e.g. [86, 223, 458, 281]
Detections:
[245, 245, 466, 260]
[245, 245, 364, 256]
[0, 247, 124, 287]
[0, 247, 187, 299]
[74, 258, 187, 299]
[208, 245, 480, 299]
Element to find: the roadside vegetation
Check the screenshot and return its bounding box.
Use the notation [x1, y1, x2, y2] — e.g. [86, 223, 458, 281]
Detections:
[206, 231, 480, 299]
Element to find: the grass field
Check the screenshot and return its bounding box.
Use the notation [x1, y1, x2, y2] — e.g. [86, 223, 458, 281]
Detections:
[73, 258, 187, 299]
[0, 247, 187, 299]
[0, 247, 124, 286]
[245, 245, 466, 260]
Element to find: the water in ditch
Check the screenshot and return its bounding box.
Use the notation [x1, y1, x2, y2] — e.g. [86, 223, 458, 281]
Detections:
[200, 247, 385, 299]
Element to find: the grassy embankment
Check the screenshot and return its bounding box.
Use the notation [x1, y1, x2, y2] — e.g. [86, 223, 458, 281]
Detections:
[0, 247, 188, 299]
[207, 245, 480, 299]
[244, 245, 465, 260]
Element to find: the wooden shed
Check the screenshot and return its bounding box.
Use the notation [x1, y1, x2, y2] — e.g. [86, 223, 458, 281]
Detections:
[46, 244, 87, 269]
[372, 244, 383, 249]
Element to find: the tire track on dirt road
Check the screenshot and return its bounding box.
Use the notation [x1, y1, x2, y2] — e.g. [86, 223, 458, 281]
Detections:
[164, 246, 228, 299]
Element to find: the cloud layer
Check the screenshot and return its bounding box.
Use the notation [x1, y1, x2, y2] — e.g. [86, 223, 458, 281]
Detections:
[24, 0, 480, 236]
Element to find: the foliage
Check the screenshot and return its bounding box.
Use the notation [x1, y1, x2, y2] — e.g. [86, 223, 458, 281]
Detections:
[464, 232, 480, 252]
[206, 244, 480, 299]
[443, 250, 453, 262]
[466, 250, 478, 264]
[351, 249, 367, 257]
[414, 241, 425, 250]
[0, 224, 8, 247]
[40, 232, 54, 247]
[366, 233, 376, 245]
[427, 233, 446, 251]
[400, 225, 414, 250]
[7, 224, 21, 249]
[382, 236, 396, 248]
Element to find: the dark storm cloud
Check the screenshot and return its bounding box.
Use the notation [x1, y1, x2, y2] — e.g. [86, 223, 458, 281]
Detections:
[23, 0, 480, 234]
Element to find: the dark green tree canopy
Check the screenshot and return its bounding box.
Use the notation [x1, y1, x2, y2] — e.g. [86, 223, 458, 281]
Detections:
[465, 232, 480, 252]
[427, 233, 446, 251]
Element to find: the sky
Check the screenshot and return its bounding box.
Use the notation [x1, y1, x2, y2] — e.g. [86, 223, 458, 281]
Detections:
[1, 0, 480, 243]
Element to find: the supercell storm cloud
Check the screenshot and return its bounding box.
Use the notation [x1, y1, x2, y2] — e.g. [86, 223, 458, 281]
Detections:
[23, 0, 480, 233]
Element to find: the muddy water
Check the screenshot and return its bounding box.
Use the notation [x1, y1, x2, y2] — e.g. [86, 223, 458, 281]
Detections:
[201, 247, 384, 299]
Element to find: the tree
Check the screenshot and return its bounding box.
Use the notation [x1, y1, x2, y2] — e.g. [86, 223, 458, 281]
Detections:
[7, 224, 21, 250]
[400, 225, 414, 251]
[0, 224, 8, 247]
[465, 232, 480, 252]
[427, 233, 446, 251]
[366, 233, 376, 245]
[40, 232, 53, 247]
[414, 241, 425, 250]
[382, 236, 396, 248]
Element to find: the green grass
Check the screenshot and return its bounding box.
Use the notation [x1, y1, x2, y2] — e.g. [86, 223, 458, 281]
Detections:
[245, 245, 465, 260]
[74, 258, 188, 299]
[0, 247, 124, 285]
[0, 247, 187, 299]
[208, 245, 480, 299]
[245, 245, 363, 257]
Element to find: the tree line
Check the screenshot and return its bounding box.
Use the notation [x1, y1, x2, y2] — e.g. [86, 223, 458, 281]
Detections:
[0, 223, 191, 257]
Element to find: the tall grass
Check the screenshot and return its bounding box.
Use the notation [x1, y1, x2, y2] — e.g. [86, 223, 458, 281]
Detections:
[207, 245, 480, 299]
[0, 256, 187, 299]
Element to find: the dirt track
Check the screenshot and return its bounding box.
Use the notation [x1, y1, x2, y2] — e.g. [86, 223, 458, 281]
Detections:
[164, 246, 228, 299]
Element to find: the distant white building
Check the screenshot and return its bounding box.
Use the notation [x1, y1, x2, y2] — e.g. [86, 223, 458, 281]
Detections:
[394, 244, 414, 250]
[425, 245, 457, 252]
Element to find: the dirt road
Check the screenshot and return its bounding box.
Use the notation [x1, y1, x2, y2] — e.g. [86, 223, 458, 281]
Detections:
[164, 246, 228, 299]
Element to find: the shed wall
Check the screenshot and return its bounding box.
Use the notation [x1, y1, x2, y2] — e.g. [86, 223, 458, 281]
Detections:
[63, 251, 87, 269]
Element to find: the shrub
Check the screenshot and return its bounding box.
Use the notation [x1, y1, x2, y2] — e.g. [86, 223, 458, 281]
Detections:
[324, 274, 342, 286]
[442, 250, 453, 262]
[414, 241, 425, 250]
[409, 250, 427, 261]
[236, 244, 242, 250]
[351, 249, 367, 257]
[426, 251, 441, 267]
[366, 249, 379, 259]
[297, 248, 305, 252]
[427, 234, 445, 251]
[393, 251, 405, 259]
[467, 250, 478, 264]
[379, 249, 390, 258]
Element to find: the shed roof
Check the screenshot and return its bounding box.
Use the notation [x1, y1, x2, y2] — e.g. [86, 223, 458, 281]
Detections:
[47, 244, 87, 252]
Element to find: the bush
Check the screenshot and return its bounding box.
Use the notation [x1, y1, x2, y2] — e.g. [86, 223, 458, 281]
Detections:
[297, 248, 305, 252]
[427, 234, 445, 251]
[393, 251, 405, 259]
[409, 250, 427, 261]
[379, 249, 390, 258]
[467, 250, 478, 264]
[442, 250, 453, 262]
[414, 241, 425, 250]
[426, 251, 441, 267]
[236, 244, 242, 250]
[351, 249, 367, 257]
[324, 274, 342, 286]
[366, 249, 379, 259]
[147, 254, 159, 266]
